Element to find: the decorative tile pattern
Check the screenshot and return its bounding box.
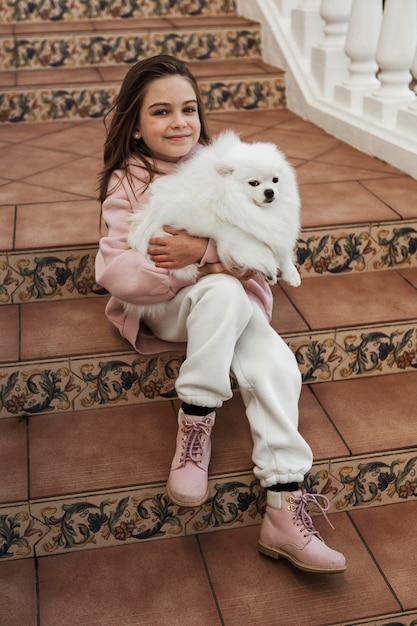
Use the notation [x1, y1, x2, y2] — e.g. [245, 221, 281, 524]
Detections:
[331, 449, 417, 512]
[298, 220, 417, 278]
[0, 28, 261, 70]
[335, 322, 417, 380]
[5, 248, 105, 303]
[1, 319, 416, 419]
[0, 359, 84, 419]
[0, 76, 285, 124]
[0, 0, 237, 23]
[0, 502, 48, 560]
[2, 448, 416, 560]
[0, 254, 23, 304]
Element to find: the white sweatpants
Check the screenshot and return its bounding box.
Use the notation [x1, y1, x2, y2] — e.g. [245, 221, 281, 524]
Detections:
[147, 274, 313, 487]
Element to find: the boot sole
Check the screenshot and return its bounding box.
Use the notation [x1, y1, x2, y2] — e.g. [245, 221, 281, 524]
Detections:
[166, 485, 209, 508]
[258, 540, 347, 574]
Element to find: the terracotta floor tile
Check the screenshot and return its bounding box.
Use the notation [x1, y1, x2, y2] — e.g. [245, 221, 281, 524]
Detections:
[199, 514, 399, 626]
[23, 155, 100, 198]
[0, 143, 76, 181]
[311, 372, 417, 455]
[316, 143, 403, 175]
[299, 385, 350, 460]
[362, 175, 417, 219]
[270, 283, 309, 334]
[0, 204, 15, 250]
[299, 181, 400, 228]
[0, 180, 80, 204]
[26, 121, 106, 156]
[0, 120, 71, 143]
[281, 270, 417, 330]
[296, 160, 401, 185]
[189, 59, 278, 78]
[29, 402, 177, 498]
[0, 418, 27, 503]
[208, 109, 294, 127]
[0, 559, 37, 626]
[20, 297, 128, 360]
[15, 199, 101, 249]
[38, 539, 221, 626]
[14, 20, 94, 33]
[350, 501, 417, 611]
[399, 266, 417, 287]
[247, 127, 341, 161]
[16, 67, 103, 86]
[0, 305, 19, 362]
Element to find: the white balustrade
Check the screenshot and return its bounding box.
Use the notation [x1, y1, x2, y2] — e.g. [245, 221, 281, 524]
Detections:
[291, 0, 324, 57]
[334, 0, 383, 111]
[363, 0, 417, 125]
[310, 0, 352, 98]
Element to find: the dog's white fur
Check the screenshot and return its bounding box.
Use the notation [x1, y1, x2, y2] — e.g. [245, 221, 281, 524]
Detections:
[126, 131, 301, 319]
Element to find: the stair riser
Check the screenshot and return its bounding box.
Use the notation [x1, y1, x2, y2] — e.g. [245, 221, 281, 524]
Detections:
[1, 0, 237, 23]
[2, 221, 417, 305]
[1, 28, 262, 71]
[2, 445, 417, 561]
[0, 76, 285, 124]
[1, 315, 417, 421]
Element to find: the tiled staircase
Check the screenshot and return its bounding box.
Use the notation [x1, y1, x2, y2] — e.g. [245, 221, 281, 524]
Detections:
[1, 1, 417, 624]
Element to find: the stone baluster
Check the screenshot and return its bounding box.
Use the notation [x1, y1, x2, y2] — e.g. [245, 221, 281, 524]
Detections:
[274, 0, 301, 19]
[363, 0, 417, 126]
[334, 0, 383, 111]
[397, 42, 417, 137]
[310, 0, 353, 98]
[291, 0, 324, 58]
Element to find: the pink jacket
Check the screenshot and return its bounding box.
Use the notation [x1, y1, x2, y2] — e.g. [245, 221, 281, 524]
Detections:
[95, 152, 273, 354]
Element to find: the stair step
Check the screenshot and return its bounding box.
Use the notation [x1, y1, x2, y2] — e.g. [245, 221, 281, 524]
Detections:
[2, 373, 417, 561]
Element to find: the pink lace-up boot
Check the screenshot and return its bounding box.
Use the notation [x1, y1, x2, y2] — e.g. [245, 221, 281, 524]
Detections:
[166, 409, 215, 507]
[258, 489, 347, 574]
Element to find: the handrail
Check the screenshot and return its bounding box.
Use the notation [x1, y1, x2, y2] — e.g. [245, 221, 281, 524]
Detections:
[237, 0, 417, 178]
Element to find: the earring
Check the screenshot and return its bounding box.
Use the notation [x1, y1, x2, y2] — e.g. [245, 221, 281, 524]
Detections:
[133, 132, 140, 139]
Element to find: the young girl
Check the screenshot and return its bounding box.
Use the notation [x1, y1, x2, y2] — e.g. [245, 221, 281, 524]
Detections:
[96, 54, 346, 574]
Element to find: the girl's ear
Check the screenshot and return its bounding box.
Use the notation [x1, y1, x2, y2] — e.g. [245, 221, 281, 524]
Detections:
[215, 163, 235, 176]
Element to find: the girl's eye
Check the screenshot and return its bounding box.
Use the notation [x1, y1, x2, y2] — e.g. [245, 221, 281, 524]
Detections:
[154, 109, 169, 116]
[184, 106, 197, 114]
[273, 177, 279, 183]
[249, 180, 260, 187]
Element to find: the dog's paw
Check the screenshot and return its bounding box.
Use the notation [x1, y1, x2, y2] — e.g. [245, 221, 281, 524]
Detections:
[282, 266, 301, 287]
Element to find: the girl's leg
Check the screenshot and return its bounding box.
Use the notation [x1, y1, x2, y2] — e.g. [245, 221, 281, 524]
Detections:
[230, 304, 346, 573]
[147, 274, 253, 506]
[148, 273, 254, 407]
[231, 303, 313, 486]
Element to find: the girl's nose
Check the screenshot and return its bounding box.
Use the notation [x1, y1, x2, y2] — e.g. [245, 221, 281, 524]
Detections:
[172, 112, 186, 127]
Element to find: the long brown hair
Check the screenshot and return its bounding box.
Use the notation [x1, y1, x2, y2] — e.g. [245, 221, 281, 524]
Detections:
[98, 54, 211, 203]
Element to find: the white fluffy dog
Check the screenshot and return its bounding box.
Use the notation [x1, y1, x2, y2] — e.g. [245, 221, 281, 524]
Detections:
[127, 130, 301, 319]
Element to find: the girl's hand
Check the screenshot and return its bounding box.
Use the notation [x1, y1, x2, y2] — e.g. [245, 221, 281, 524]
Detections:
[148, 226, 208, 268]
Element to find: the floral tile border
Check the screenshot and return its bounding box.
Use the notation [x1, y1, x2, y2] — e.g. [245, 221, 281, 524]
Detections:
[2, 221, 415, 305]
[1, 319, 416, 419]
[0, 28, 262, 71]
[334, 321, 417, 380]
[331, 448, 417, 512]
[4, 446, 414, 560]
[1, 0, 237, 23]
[298, 220, 417, 278]
[0, 358, 86, 419]
[0, 76, 285, 124]
[2, 247, 105, 304]
[0, 502, 49, 560]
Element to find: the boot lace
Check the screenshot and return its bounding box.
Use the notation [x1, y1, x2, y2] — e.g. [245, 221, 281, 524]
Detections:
[290, 492, 334, 539]
[180, 419, 210, 465]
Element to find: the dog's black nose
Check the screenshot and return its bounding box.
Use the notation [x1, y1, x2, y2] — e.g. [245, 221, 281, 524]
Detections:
[264, 188, 274, 200]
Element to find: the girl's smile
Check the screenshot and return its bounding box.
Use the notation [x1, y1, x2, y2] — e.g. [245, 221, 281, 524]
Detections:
[135, 75, 201, 162]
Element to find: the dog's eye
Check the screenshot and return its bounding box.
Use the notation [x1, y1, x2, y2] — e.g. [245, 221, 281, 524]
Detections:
[249, 180, 260, 187]
[272, 177, 279, 183]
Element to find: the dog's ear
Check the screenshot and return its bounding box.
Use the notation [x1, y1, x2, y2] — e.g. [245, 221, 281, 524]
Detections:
[215, 163, 235, 177]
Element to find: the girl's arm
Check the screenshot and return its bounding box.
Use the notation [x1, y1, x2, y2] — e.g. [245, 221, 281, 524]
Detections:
[95, 174, 200, 305]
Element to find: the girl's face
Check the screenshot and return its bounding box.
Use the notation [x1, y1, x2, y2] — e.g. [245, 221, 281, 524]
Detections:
[135, 75, 202, 162]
